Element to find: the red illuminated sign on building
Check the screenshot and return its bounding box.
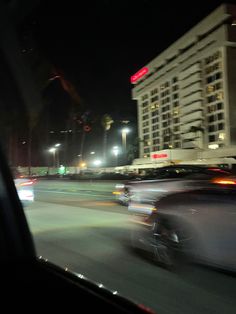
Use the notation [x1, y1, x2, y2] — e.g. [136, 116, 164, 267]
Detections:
[130, 67, 149, 84]
[151, 153, 168, 159]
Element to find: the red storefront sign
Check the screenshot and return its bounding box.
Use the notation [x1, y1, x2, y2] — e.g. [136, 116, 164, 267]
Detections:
[130, 67, 149, 83]
[151, 153, 168, 159]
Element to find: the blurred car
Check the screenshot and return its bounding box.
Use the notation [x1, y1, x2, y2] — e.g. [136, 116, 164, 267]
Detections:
[129, 178, 236, 272]
[12, 169, 36, 205]
[113, 165, 231, 205]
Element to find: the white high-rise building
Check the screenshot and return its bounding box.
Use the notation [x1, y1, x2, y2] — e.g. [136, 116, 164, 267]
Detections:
[131, 4, 236, 159]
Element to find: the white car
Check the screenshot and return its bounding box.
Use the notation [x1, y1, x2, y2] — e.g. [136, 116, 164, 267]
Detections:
[14, 176, 35, 205]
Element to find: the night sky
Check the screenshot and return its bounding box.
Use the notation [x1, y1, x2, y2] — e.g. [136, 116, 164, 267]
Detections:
[29, 0, 235, 164]
[35, 0, 233, 113]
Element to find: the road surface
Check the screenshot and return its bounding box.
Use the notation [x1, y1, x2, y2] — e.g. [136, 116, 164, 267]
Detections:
[25, 179, 236, 314]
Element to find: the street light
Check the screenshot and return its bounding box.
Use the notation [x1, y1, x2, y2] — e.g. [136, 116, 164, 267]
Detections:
[90, 151, 95, 155]
[55, 143, 61, 147]
[121, 128, 130, 152]
[93, 159, 102, 166]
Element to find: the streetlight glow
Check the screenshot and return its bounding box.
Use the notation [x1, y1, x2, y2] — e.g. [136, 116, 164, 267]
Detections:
[90, 151, 95, 155]
[93, 159, 102, 166]
[55, 143, 61, 147]
[49, 147, 56, 153]
[121, 128, 130, 134]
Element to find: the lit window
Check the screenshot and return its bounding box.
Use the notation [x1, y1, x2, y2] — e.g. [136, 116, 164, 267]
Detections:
[218, 133, 225, 141]
[206, 85, 214, 93]
[216, 92, 223, 100]
[208, 143, 219, 149]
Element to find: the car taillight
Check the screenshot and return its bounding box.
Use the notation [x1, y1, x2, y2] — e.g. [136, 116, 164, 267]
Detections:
[213, 178, 236, 185]
[19, 181, 34, 187]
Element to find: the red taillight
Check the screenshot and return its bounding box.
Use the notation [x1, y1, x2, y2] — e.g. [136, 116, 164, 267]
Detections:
[19, 181, 34, 187]
[213, 179, 236, 185]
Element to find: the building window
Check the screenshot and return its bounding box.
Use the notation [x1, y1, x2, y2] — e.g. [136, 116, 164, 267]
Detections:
[174, 142, 181, 148]
[153, 131, 159, 138]
[152, 117, 159, 124]
[173, 126, 180, 132]
[208, 125, 215, 132]
[216, 91, 223, 100]
[217, 102, 223, 110]
[218, 133, 225, 141]
[151, 88, 158, 95]
[207, 104, 216, 113]
[207, 95, 215, 103]
[151, 110, 159, 117]
[172, 85, 179, 92]
[142, 101, 149, 107]
[143, 135, 149, 140]
[143, 107, 149, 114]
[153, 139, 160, 145]
[162, 122, 169, 128]
[144, 148, 150, 154]
[142, 94, 148, 101]
[205, 51, 221, 64]
[218, 112, 224, 120]
[218, 122, 224, 130]
[208, 115, 215, 123]
[206, 85, 214, 94]
[143, 128, 149, 134]
[174, 118, 179, 124]
[152, 146, 160, 151]
[151, 95, 159, 102]
[209, 135, 216, 142]
[150, 103, 159, 110]
[173, 93, 178, 100]
[143, 114, 149, 120]
[162, 114, 167, 120]
[143, 121, 149, 127]
[173, 109, 179, 116]
[172, 77, 178, 83]
[152, 125, 159, 131]
[174, 134, 180, 140]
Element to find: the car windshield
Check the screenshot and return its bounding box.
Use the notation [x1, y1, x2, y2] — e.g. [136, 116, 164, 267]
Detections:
[2, 1, 236, 313]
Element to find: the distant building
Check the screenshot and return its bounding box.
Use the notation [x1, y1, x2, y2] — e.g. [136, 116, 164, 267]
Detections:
[131, 4, 236, 160]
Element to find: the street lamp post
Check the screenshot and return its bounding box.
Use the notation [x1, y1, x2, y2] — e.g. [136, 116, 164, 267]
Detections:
[112, 146, 119, 166]
[55, 143, 61, 168]
[121, 128, 130, 152]
[49, 147, 56, 168]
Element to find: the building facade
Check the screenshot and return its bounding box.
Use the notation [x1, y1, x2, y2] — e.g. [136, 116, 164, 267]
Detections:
[132, 4, 236, 159]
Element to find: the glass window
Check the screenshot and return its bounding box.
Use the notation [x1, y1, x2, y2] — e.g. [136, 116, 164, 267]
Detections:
[208, 125, 215, 132]
[152, 117, 159, 124]
[209, 134, 216, 142]
[208, 115, 215, 123]
[153, 131, 159, 137]
[218, 112, 224, 120]
[152, 125, 159, 131]
[217, 102, 223, 110]
[218, 122, 224, 130]
[151, 110, 159, 117]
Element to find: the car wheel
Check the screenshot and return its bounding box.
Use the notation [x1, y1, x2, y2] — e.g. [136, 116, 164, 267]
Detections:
[150, 221, 181, 269]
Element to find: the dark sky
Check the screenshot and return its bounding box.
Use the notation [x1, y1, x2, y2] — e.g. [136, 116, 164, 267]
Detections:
[27, 0, 236, 164]
[35, 0, 232, 119]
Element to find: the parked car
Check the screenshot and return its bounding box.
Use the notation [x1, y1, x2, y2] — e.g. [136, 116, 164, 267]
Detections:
[129, 178, 236, 272]
[113, 165, 231, 205]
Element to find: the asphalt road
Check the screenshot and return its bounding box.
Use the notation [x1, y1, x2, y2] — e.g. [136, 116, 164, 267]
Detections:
[25, 179, 236, 314]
